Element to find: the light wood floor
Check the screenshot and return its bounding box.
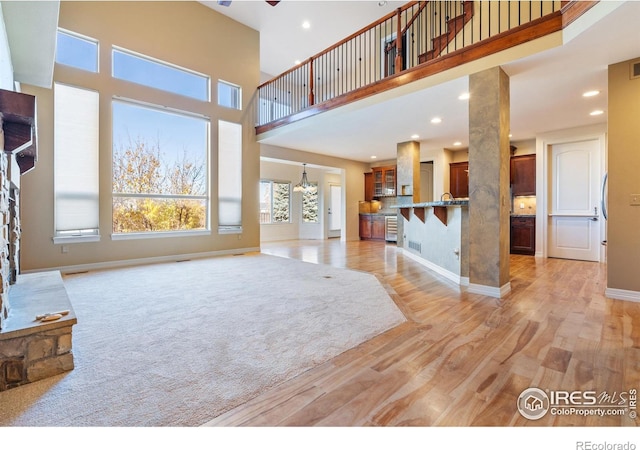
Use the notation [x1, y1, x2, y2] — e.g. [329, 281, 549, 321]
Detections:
[204, 240, 639, 427]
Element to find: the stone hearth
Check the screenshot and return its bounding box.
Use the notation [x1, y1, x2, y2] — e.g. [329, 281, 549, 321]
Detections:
[0, 272, 76, 391]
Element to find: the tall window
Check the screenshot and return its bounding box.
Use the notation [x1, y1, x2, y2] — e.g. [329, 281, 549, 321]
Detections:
[302, 183, 319, 223]
[260, 181, 290, 224]
[112, 100, 209, 235]
[55, 29, 99, 73]
[218, 120, 243, 233]
[54, 83, 100, 242]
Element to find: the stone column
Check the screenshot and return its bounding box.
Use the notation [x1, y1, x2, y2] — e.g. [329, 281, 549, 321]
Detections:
[468, 67, 511, 298]
[0, 121, 6, 330]
[396, 140, 420, 248]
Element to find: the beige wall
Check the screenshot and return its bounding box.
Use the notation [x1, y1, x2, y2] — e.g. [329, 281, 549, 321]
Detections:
[260, 144, 369, 242]
[607, 57, 640, 293]
[20, 1, 260, 271]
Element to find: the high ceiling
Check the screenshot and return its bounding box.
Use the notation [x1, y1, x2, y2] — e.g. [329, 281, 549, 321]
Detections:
[202, 1, 640, 162]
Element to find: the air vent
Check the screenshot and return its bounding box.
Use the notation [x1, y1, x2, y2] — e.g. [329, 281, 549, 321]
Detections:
[408, 240, 422, 253]
[631, 60, 640, 80]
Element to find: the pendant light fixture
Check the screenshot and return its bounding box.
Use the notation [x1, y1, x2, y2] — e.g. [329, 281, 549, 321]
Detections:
[293, 163, 310, 192]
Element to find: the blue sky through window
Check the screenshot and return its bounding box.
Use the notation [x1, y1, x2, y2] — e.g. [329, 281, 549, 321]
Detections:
[56, 30, 98, 72]
[112, 101, 208, 173]
[113, 49, 209, 101]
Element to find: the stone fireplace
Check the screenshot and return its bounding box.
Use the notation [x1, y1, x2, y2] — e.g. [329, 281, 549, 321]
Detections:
[0, 88, 76, 391]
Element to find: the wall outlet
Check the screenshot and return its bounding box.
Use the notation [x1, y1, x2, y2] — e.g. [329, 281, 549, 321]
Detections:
[631, 194, 640, 206]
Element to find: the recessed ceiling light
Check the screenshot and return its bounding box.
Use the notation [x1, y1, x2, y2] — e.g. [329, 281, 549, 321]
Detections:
[430, 117, 442, 124]
[583, 90, 600, 97]
[302, 21, 311, 29]
[453, 141, 462, 146]
[371, 155, 377, 159]
[590, 109, 604, 116]
[411, 134, 420, 140]
[294, 60, 301, 65]
[458, 92, 470, 100]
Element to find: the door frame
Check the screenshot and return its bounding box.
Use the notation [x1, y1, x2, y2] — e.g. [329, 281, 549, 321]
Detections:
[327, 183, 342, 239]
[537, 124, 607, 261]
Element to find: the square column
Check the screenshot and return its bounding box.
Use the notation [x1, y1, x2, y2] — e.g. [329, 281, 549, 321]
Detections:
[468, 67, 511, 298]
[396, 140, 420, 248]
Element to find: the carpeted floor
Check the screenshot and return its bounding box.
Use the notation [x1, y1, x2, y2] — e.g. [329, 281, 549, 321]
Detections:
[0, 253, 405, 426]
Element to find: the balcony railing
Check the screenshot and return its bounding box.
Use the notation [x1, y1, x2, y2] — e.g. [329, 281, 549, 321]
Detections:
[256, 0, 577, 131]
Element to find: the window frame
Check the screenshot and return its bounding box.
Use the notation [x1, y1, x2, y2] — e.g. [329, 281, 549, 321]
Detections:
[302, 182, 319, 224]
[53, 82, 101, 244]
[111, 97, 211, 238]
[259, 179, 292, 225]
[217, 79, 242, 110]
[55, 28, 100, 73]
[112, 45, 211, 102]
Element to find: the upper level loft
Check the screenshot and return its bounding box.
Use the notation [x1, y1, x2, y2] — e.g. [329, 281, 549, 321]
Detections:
[255, 0, 596, 136]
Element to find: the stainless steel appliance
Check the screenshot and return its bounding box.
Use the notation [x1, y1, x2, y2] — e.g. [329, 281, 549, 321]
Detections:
[385, 215, 397, 242]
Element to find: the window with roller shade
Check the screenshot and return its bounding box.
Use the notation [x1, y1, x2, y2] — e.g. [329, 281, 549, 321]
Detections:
[53, 83, 100, 243]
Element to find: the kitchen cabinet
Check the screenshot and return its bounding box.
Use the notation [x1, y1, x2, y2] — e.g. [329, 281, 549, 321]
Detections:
[359, 215, 386, 240]
[511, 155, 536, 196]
[364, 172, 373, 202]
[359, 215, 372, 239]
[372, 166, 396, 197]
[510, 216, 535, 255]
[449, 162, 469, 198]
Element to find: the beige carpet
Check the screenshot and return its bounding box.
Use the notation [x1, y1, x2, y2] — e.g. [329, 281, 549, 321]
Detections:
[0, 253, 405, 426]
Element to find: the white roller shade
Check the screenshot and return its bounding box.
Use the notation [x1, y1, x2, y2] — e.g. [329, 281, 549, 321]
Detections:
[218, 120, 242, 229]
[54, 83, 99, 233]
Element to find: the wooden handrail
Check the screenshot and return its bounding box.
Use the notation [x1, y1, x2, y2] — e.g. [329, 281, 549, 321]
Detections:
[257, 1, 595, 131]
[257, 1, 419, 90]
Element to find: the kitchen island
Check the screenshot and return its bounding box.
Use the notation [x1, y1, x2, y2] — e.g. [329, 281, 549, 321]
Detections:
[391, 200, 469, 286]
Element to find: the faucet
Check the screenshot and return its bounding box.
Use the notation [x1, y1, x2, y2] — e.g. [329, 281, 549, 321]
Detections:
[441, 192, 454, 201]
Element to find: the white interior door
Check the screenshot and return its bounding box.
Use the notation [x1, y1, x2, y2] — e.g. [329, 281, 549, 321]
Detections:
[548, 140, 601, 261]
[327, 184, 342, 238]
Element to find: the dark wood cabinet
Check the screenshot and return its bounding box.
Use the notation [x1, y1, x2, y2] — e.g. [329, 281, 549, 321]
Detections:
[359, 215, 386, 240]
[510, 216, 535, 255]
[449, 162, 469, 198]
[359, 215, 372, 239]
[372, 166, 396, 197]
[364, 172, 373, 202]
[371, 215, 386, 239]
[511, 155, 536, 196]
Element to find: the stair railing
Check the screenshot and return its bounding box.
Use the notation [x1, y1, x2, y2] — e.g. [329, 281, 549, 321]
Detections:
[257, 1, 564, 129]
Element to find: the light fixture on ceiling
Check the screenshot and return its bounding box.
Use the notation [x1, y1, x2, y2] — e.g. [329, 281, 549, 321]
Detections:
[411, 134, 420, 140]
[378, 1, 387, 6]
[590, 109, 604, 116]
[458, 92, 470, 100]
[302, 21, 311, 30]
[293, 163, 311, 192]
[431, 117, 442, 124]
[583, 90, 600, 97]
[453, 141, 462, 146]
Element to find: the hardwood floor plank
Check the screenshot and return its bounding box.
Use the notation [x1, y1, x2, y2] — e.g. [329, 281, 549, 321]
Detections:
[202, 240, 638, 427]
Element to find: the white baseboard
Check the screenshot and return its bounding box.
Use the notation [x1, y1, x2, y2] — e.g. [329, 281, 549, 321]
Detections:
[605, 288, 640, 303]
[21, 247, 262, 275]
[400, 248, 463, 286]
[468, 282, 512, 298]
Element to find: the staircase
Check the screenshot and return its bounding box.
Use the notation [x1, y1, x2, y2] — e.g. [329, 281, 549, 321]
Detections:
[419, 1, 475, 63]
